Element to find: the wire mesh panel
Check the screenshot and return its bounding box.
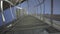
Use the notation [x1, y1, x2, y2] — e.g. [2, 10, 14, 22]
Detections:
[43, 0, 51, 25]
[52, 0, 60, 30]
[53, 0, 60, 21]
[3, 4, 17, 24]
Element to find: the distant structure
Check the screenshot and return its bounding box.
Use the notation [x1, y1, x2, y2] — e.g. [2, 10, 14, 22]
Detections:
[16, 8, 27, 18]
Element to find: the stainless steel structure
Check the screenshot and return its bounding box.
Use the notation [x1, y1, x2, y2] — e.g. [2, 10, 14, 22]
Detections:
[0, 0, 60, 34]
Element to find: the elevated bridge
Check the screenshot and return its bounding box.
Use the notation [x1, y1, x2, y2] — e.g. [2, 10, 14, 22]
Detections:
[0, 0, 60, 34]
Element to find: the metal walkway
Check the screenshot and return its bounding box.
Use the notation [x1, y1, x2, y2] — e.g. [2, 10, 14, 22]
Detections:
[5, 15, 49, 34]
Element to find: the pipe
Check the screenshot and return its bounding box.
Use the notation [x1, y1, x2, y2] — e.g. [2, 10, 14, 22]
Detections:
[1, 0, 5, 22]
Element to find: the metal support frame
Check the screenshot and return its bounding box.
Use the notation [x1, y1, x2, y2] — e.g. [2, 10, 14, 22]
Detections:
[1, 0, 6, 34]
[1, 0, 5, 23]
[37, 0, 42, 19]
[43, 0, 45, 21]
[35, 0, 38, 16]
[27, 0, 29, 15]
[34, 0, 45, 7]
[51, 0, 53, 26]
[37, 0, 45, 20]
[10, 5, 14, 19]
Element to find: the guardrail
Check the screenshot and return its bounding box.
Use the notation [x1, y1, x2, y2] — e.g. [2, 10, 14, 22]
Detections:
[32, 15, 60, 31]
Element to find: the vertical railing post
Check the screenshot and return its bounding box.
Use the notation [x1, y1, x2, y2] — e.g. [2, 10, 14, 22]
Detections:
[27, 0, 29, 15]
[43, 0, 45, 21]
[37, 0, 41, 19]
[51, 0, 53, 26]
[10, 5, 14, 19]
